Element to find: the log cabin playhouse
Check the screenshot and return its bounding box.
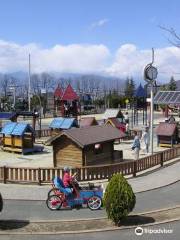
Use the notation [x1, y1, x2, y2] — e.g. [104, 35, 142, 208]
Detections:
[49, 125, 125, 167]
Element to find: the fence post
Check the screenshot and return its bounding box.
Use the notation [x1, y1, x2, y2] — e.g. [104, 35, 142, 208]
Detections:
[133, 161, 137, 177]
[38, 168, 41, 185]
[160, 152, 164, 167]
[3, 166, 7, 184]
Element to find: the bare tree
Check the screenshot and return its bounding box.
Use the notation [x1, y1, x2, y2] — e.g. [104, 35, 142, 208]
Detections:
[81, 75, 89, 93]
[75, 79, 81, 94]
[0, 74, 10, 97]
[31, 74, 41, 94]
[41, 72, 55, 92]
[160, 25, 180, 47]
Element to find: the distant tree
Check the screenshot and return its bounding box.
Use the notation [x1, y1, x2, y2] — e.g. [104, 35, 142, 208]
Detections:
[160, 84, 168, 91]
[93, 98, 105, 108]
[75, 79, 81, 93]
[106, 90, 121, 108]
[31, 74, 41, 94]
[0, 74, 10, 97]
[124, 77, 135, 99]
[168, 76, 177, 90]
[40, 72, 55, 117]
[81, 75, 89, 92]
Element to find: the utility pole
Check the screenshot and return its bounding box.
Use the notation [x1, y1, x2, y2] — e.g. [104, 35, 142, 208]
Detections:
[28, 54, 31, 112]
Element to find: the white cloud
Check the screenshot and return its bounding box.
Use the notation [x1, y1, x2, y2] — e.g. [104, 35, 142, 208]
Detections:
[1, 39, 180, 82]
[106, 44, 180, 82]
[91, 18, 109, 29]
[0, 40, 110, 74]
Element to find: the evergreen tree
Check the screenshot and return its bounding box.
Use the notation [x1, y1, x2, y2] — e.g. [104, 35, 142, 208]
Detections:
[168, 76, 177, 90]
[124, 77, 135, 98]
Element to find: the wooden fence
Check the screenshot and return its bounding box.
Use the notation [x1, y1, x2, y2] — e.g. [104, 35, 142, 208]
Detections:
[0, 147, 180, 185]
[35, 129, 51, 138]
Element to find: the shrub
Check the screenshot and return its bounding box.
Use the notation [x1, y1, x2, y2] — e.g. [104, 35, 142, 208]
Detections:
[103, 173, 136, 225]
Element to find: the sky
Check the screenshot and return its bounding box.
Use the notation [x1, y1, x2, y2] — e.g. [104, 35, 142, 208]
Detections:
[0, 0, 180, 82]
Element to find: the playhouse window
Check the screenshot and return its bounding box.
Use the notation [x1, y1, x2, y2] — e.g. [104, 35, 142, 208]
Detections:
[94, 143, 103, 154]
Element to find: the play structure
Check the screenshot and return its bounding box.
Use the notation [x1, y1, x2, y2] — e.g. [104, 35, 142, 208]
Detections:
[79, 117, 98, 128]
[49, 125, 125, 167]
[154, 91, 180, 147]
[54, 84, 79, 118]
[132, 83, 147, 126]
[0, 122, 35, 154]
[49, 117, 78, 136]
[156, 122, 179, 147]
[105, 117, 126, 133]
[103, 108, 124, 120]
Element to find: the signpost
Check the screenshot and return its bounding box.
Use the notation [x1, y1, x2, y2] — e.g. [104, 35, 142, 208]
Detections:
[144, 48, 158, 155]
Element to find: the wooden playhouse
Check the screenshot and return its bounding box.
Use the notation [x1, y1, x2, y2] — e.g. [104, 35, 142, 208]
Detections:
[49, 117, 78, 136]
[49, 125, 125, 168]
[79, 117, 98, 128]
[103, 108, 124, 120]
[156, 122, 178, 147]
[105, 117, 126, 133]
[0, 122, 35, 154]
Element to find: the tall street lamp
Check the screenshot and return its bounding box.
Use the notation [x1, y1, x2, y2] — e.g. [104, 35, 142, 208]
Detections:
[144, 48, 158, 155]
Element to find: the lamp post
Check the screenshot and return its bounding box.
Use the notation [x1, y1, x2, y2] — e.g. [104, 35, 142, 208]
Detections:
[144, 48, 158, 155]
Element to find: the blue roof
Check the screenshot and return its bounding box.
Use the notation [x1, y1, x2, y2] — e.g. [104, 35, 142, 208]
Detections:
[134, 83, 146, 98]
[0, 112, 17, 120]
[1, 122, 17, 135]
[1, 122, 34, 136]
[49, 118, 64, 129]
[49, 118, 77, 129]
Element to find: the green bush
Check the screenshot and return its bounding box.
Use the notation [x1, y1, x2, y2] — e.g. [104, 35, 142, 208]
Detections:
[103, 173, 136, 225]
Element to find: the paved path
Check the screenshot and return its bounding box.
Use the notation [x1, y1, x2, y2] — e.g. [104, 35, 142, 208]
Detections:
[128, 160, 180, 193]
[0, 159, 180, 201]
[1, 181, 180, 221]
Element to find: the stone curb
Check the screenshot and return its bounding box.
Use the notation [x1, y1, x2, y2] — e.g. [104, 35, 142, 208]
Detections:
[0, 206, 179, 235]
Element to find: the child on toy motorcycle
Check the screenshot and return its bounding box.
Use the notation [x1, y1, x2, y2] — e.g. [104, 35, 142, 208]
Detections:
[63, 166, 80, 190]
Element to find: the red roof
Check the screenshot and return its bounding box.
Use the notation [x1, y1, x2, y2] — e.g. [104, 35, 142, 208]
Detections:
[80, 117, 98, 128]
[54, 85, 63, 98]
[106, 118, 124, 128]
[155, 122, 177, 136]
[61, 84, 79, 101]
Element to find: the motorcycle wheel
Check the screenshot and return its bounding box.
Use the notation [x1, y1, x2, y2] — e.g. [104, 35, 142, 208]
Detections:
[87, 196, 102, 210]
[46, 195, 62, 210]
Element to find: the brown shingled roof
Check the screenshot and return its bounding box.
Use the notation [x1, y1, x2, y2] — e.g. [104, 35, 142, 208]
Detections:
[79, 117, 98, 128]
[50, 125, 125, 148]
[155, 122, 177, 136]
